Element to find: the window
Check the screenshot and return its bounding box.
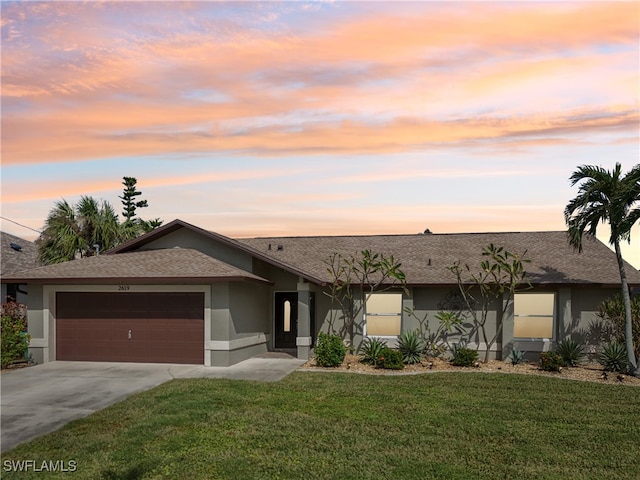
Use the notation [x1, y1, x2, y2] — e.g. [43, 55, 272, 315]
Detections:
[513, 293, 555, 339]
[283, 300, 291, 332]
[365, 293, 402, 337]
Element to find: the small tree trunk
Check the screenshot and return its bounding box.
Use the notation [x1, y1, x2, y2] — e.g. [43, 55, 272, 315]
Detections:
[481, 325, 491, 363]
[487, 310, 507, 363]
[614, 241, 638, 375]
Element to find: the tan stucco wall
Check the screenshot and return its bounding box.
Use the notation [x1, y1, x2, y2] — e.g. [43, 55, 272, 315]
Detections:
[25, 284, 45, 364]
[207, 282, 271, 365]
[569, 286, 621, 354]
[504, 286, 621, 361]
[139, 228, 253, 272]
[24, 275, 623, 367]
[252, 258, 299, 291]
[313, 284, 622, 362]
[228, 282, 270, 340]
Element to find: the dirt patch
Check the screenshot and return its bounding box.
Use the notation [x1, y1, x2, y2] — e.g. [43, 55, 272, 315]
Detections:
[302, 354, 640, 386]
[0, 360, 33, 374]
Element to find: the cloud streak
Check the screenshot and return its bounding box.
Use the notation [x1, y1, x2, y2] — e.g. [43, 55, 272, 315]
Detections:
[1, 1, 638, 267]
[2, 2, 638, 164]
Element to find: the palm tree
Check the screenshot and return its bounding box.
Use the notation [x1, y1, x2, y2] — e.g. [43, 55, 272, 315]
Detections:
[76, 196, 122, 255]
[565, 163, 640, 374]
[37, 196, 123, 264]
[37, 200, 84, 265]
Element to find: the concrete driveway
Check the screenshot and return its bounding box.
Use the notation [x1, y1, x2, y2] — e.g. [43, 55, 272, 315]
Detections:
[1, 355, 304, 453]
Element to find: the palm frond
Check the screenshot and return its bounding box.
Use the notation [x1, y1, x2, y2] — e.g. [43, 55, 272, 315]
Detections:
[566, 163, 638, 247]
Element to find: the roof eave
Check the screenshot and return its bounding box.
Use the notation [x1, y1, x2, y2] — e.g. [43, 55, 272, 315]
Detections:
[1, 276, 273, 286]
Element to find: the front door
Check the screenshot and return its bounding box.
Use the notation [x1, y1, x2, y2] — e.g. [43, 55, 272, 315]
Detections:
[274, 292, 297, 349]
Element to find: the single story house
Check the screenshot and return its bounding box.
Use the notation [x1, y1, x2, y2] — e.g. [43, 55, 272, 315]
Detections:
[3, 219, 638, 366]
[1, 231, 40, 304]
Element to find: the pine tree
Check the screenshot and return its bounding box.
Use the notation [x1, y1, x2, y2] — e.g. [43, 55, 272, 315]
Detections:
[119, 176, 148, 223]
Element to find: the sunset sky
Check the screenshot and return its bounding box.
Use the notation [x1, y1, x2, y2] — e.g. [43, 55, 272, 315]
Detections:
[1, 1, 639, 267]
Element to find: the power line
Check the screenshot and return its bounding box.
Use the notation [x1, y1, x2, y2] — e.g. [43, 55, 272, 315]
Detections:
[0, 216, 42, 234]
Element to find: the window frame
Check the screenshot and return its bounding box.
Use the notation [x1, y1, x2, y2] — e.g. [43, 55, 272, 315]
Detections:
[363, 292, 403, 338]
[513, 292, 556, 340]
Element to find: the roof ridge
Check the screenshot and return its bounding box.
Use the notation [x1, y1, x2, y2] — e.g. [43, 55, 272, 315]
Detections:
[238, 230, 568, 241]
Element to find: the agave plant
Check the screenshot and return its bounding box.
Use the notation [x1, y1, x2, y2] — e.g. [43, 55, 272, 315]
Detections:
[510, 348, 525, 366]
[397, 330, 424, 365]
[555, 339, 585, 367]
[360, 337, 387, 365]
[599, 342, 629, 374]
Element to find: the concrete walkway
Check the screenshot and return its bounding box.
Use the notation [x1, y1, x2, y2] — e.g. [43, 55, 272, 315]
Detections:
[0, 355, 305, 453]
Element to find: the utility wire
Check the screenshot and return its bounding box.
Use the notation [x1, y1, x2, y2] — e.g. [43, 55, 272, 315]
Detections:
[0, 216, 42, 234]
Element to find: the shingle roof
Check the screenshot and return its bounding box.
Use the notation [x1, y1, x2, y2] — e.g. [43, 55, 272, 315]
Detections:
[239, 231, 640, 286]
[1, 232, 40, 276]
[108, 219, 325, 283]
[2, 248, 270, 285]
[7, 218, 636, 288]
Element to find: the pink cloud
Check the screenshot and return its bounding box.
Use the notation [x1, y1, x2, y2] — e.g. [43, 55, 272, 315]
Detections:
[0, 168, 318, 204]
[2, 105, 637, 165]
[189, 202, 566, 240]
[1, 2, 638, 165]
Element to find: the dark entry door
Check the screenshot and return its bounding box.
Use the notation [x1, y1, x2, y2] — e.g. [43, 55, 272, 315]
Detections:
[274, 292, 297, 349]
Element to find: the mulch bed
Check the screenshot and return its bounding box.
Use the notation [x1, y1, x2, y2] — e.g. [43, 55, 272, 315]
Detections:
[302, 354, 640, 386]
[0, 359, 33, 374]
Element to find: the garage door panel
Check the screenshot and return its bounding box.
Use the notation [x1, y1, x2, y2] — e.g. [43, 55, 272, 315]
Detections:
[56, 292, 204, 364]
[182, 325, 205, 342]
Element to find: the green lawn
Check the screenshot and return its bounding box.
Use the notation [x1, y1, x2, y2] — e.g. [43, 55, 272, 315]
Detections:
[2, 372, 639, 479]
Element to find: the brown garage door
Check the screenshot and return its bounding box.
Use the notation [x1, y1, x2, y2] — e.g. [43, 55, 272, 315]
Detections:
[56, 292, 204, 364]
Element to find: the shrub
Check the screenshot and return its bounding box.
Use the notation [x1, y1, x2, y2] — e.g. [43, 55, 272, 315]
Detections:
[539, 351, 563, 372]
[376, 347, 404, 370]
[360, 337, 387, 365]
[1, 301, 30, 369]
[451, 346, 478, 367]
[397, 330, 424, 365]
[596, 294, 640, 359]
[599, 342, 629, 374]
[314, 333, 346, 368]
[428, 311, 466, 357]
[555, 339, 585, 367]
[510, 348, 525, 366]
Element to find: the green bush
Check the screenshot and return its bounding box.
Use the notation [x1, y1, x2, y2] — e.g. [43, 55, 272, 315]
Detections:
[510, 348, 525, 366]
[539, 351, 563, 372]
[596, 294, 640, 359]
[555, 339, 585, 367]
[599, 342, 629, 374]
[451, 346, 478, 367]
[397, 330, 423, 365]
[314, 333, 346, 368]
[1, 301, 30, 369]
[360, 337, 387, 365]
[376, 347, 404, 370]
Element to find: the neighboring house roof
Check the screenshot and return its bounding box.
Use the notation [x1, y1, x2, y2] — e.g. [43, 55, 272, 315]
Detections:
[239, 231, 640, 287]
[1, 232, 40, 277]
[2, 248, 270, 285]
